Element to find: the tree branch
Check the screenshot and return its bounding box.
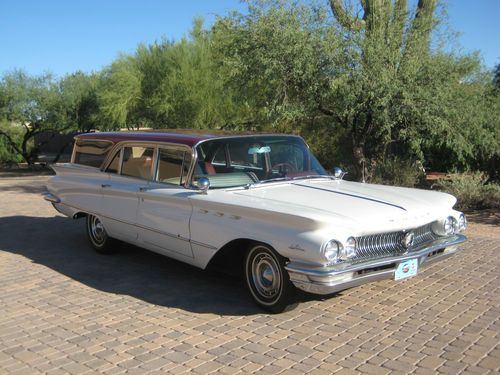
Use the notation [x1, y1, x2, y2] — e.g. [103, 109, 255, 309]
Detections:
[317, 104, 345, 125]
[329, 0, 365, 31]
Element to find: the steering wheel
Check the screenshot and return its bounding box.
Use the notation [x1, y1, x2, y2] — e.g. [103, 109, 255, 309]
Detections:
[271, 163, 297, 173]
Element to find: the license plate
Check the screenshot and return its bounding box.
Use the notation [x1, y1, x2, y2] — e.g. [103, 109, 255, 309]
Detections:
[395, 258, 418, 281]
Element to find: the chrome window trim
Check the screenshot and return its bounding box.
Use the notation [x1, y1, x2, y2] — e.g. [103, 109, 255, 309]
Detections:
[154, 145, 193, 187]
[93, 135, 305, 189]
[71, 138, 114, 167]
[190, 135, 308, 189]
[103, 147, 124, 175]
[100, 141, 194, 187]
[70, 137, 77, 163]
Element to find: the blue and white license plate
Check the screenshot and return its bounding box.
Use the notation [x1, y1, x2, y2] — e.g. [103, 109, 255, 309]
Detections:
[395, 258, 418, 280]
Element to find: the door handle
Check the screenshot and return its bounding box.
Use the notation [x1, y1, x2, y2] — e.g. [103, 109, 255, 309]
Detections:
[101, 184, 111, 188]
[139, 186, 149, 192]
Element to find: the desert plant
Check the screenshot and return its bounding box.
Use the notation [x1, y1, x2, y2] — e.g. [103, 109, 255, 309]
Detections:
[0, 121, 24, 165]
[434, 172, 500, 210]
[370, 158, 425, 187]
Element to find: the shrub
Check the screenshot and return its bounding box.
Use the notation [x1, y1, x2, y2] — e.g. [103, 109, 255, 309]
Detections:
[370, 158, 425, 187]
[0, 122, 24, 166]
[434, 172, 500, 210]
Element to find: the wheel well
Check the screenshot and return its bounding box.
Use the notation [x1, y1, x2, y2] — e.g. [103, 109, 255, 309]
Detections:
[206, 238, 255, 277]
[206, 239, 289, 277]
[73, 212, 87, 219]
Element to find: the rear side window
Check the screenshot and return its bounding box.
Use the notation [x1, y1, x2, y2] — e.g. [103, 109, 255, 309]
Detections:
[73, 139, 114, 168]
[121, 146, 155, 180]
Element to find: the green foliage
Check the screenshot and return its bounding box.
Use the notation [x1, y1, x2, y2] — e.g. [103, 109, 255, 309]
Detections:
[400, 54, 500, 174]
[212, 0, 499, 183]
[97, 18, 243, 130]
[0, 121, 24, 164]
[0, 70, 100, 164]
[0, 0, 497, 182]
[212, 2, 340, 128]
[59, 71, 100, 132]
[434, 172, 500, 210]
[370, 158, 425, 187]
[0, 70, 73, 164]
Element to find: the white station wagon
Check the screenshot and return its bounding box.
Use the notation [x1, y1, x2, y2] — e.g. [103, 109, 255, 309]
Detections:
[45, 131, 467, 312]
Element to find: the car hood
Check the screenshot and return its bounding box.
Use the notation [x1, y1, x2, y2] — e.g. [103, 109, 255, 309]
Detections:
[230, 179, 456, 233]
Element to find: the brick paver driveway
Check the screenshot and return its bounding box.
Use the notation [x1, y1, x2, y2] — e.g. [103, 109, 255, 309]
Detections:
[0, 176, 499, 374]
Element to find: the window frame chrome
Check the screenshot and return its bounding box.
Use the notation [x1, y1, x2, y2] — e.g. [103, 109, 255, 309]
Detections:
[100, 141, 195, 188]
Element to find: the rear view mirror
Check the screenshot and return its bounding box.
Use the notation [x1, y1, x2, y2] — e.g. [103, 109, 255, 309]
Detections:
[248, 146, 271, 155]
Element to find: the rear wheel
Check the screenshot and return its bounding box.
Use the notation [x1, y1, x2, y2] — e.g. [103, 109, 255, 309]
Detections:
[86, 214, 116, 253]
[244, 243, 296, 313]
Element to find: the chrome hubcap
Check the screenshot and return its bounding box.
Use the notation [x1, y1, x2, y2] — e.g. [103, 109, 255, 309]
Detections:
[90, 216, 106, 244]
[252, 252, 280, 298]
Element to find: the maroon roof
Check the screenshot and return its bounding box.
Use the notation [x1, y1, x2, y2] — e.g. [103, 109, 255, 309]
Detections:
[75, 129, 250, 147]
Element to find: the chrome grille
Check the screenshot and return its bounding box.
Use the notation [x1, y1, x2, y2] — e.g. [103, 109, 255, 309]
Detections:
[352, 223, 439, 263]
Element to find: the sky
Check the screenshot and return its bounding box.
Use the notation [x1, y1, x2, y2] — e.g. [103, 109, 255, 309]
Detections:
[0, 0, 498, 78]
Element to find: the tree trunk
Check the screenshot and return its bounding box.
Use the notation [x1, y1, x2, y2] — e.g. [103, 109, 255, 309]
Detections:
[21, 132, 35, 166]
[352, 137, 369, 182]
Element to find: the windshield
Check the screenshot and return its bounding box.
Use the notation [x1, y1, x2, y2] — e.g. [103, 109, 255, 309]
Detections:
[193, 136, 328, 189]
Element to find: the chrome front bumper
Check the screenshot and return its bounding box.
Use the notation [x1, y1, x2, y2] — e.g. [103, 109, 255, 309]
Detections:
[285, 234, 467, 295]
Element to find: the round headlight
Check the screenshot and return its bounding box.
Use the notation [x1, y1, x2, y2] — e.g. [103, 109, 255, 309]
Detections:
[324, 240, 340, 263]
[458, 214, 467, 232]
[432, 216, 458, 236]
[340, 237, 356, 259]
[444, 216, 457, 236]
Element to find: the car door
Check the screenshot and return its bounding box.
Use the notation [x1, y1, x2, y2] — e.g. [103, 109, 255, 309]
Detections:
[99, 144, 155, 242]
[135, 145, 195, 260]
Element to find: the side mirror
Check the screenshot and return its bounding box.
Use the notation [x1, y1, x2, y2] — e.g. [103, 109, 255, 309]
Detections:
[198, 177, 210, 194]
[333, 167, 347, 180]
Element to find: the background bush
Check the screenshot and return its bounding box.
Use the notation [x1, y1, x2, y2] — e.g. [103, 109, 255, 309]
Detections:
[370, 158, 425, 187]
[0, 122, 24, 165]
[434, 172, 500, 210]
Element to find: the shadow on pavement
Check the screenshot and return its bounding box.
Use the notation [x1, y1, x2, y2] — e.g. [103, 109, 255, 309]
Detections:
[0, 215, 264, 316]
[0, 184, 48, 194]
[466, 209, 500, 226]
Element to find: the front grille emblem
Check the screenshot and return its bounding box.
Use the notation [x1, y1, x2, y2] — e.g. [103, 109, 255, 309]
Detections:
[402, 232, 415, 249]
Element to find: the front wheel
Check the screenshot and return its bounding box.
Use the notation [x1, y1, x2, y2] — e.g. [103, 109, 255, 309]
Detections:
[244, 244, 296, 313]
[86, 214, 116, 253]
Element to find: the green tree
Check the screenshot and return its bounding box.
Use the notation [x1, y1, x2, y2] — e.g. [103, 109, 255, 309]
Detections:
[213, 0, 498, 180]
[59, 71, 100, 132]
[97, 18, 242, 130]
[97, 55, 143, 130]
[325, 0, 439, 177]
[0, 70, 73, 165]
[212, 2, 339, 130]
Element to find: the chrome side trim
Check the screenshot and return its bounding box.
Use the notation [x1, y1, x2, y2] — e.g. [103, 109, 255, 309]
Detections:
[53, 201, 217, 251]
[190, 240, 218, 250]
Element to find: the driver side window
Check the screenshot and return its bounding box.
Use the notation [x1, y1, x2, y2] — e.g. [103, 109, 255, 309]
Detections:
[155, 148, 191, 185]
